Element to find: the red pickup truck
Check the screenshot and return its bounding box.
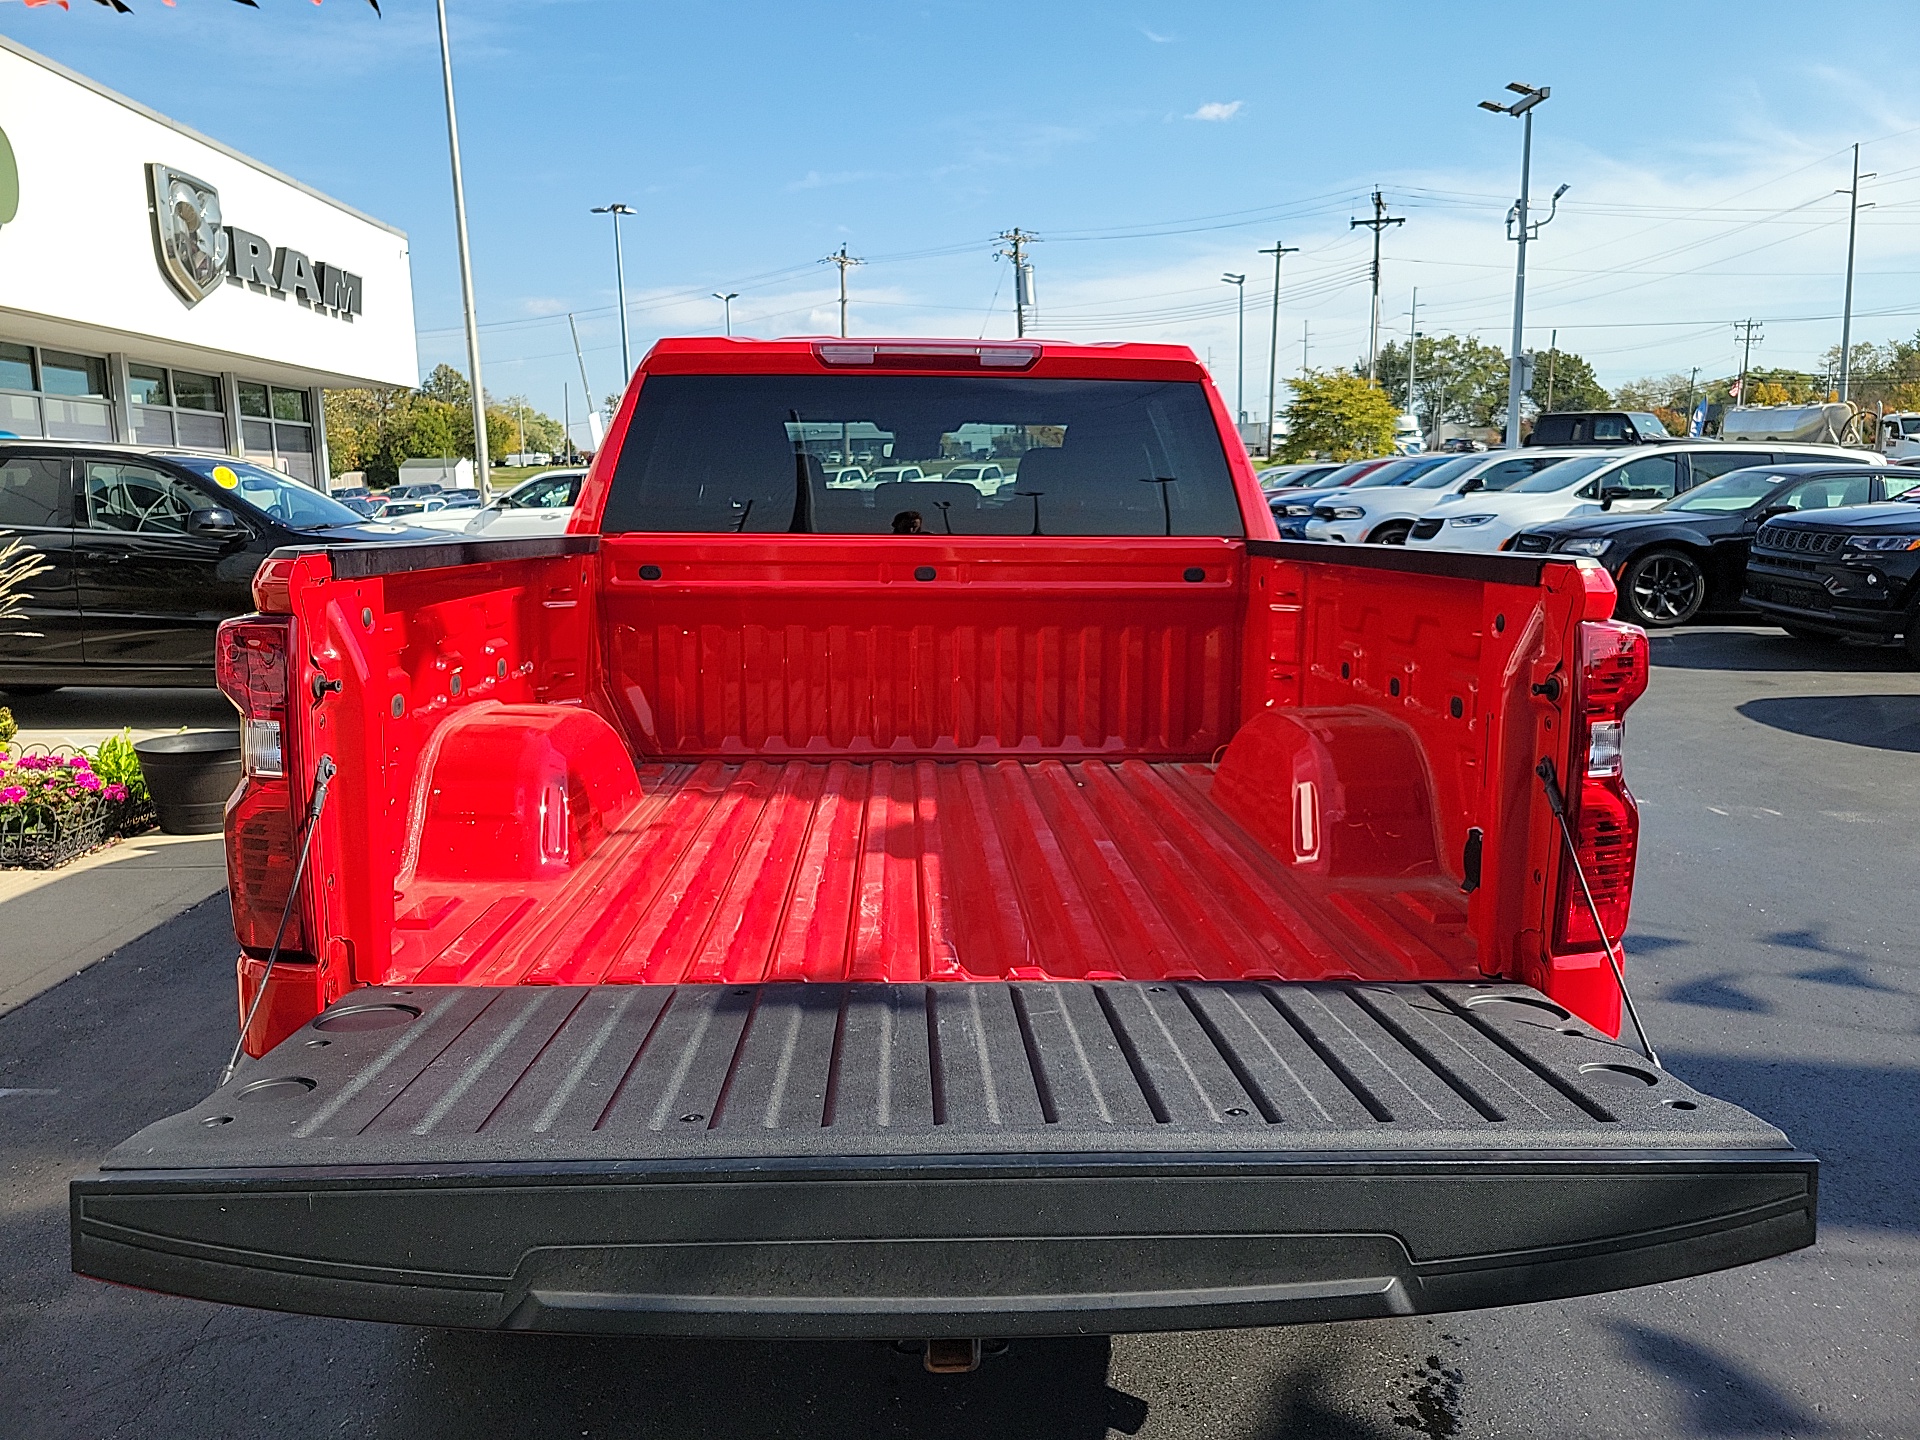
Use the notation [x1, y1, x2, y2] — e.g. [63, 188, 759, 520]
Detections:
[73, 338, 1813, 1345]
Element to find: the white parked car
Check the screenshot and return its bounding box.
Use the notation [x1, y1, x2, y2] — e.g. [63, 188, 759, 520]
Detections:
[824, 466, 870, 490]
[1405, 442, 1878, 552]
[463, 469, 587, 538]
[943, 462, 1009, 495]
[867, 465, 926, 486]
[1303, 450, 1587, 545]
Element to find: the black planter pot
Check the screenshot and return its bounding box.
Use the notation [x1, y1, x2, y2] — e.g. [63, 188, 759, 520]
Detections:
[134, 731, 242, 835]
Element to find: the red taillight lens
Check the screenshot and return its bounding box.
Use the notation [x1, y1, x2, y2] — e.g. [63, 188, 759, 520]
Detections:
[216, 616, 306, 956]
[226, 780, 305, 954]
[1552, 619, 1650, 960]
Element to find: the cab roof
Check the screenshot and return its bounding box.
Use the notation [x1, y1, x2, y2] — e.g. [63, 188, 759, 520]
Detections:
[636, 336, 1208, 381]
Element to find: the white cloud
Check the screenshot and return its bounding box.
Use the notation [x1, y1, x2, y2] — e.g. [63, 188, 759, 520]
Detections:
[1140, 26, 1176, 43]
[1186, 101, 1242, 123]
[787, 169, 880, 192]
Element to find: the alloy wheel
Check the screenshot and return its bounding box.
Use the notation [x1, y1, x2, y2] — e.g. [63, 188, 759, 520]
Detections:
[1626, 551, 1705, 626]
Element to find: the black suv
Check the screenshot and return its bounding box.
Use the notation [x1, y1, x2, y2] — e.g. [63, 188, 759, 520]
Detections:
[1746, 499, 1920, 661]
[1509, 464, 1917, 627]
[0, 441, 437, 693]
[1525, 411, 1675, 447]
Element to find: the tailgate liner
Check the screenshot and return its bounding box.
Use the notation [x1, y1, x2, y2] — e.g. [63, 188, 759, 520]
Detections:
[74, 981, 1816, 1335]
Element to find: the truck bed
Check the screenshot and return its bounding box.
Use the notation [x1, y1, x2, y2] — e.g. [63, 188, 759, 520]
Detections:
[388, 758, 1479, 988]
[74, 979, 1814, 1336]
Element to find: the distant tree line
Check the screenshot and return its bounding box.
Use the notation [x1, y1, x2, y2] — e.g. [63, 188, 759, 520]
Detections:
[323, 365, 573, 487]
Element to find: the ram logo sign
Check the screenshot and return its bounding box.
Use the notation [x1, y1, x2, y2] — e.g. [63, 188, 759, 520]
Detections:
[147, 164, 229, 307]
[146, 162, 365, 321]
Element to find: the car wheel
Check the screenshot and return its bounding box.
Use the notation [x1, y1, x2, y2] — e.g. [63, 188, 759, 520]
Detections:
[0, 684, 60, 698]
[1367, 520, 1413, 545]
[1620, 548, 1706, 627]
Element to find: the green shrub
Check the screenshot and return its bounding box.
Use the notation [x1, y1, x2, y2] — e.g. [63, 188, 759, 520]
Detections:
[90, 730, 148, 806]
[0, 706, 14, 749]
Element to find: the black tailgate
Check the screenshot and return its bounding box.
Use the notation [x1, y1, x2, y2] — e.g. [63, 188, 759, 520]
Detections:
[73, 981, 1815, 1336]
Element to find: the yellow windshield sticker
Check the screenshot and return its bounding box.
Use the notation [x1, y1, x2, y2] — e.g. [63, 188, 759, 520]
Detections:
[212, 465, 239, 489]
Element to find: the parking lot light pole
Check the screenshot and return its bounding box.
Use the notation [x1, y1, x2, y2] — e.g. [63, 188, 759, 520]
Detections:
[434, 0, 490, 497]
[1259, 242, 1298, 458]
[714, 292, 739, 336]
[1480, 83, 1559, 450]
[592, 204, 637, 381]
[1221, 273, 1247, 423]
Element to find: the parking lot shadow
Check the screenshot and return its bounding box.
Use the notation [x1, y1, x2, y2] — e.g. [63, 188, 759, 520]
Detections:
[382, 1331, 1130, 1440]
[1736, 694, 1920, 751]
[1649, 628, 1912, 673]
[1605, 1321, 1828, 1436]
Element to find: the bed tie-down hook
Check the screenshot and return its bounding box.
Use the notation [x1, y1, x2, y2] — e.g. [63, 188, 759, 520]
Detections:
[1536, 758, 1660, 1069]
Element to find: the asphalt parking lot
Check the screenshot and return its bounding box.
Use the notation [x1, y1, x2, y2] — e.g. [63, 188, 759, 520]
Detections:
[2, 627, 1916, 1440]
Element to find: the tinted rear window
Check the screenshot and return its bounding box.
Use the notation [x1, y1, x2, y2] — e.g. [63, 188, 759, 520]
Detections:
[602, 375, 1243, 537]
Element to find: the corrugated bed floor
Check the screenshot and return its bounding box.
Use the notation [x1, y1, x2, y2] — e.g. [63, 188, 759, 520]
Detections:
[386, 759, 1479, 989]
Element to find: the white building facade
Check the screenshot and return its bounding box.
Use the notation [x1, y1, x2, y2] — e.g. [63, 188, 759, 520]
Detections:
[0, 36, 416, 486]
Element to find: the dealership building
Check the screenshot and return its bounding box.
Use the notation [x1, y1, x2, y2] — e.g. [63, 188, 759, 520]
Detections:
[0, 36, 416, 486]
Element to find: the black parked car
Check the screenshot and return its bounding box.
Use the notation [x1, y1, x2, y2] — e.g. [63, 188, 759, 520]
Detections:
[0, 441, 438, 693]
[1746, 498, 1920, 661]
[1524, 410, 1676, 447]
[1508, 463, 1917, 628]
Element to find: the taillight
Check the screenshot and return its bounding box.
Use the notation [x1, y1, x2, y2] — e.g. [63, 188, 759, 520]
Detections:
[1553, 618, 1650, 958]
[216, 616, 306, 957]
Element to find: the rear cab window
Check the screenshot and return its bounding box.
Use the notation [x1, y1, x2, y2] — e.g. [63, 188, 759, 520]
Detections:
[602, 375, 1243, 537]
[0, 452, 70, 529]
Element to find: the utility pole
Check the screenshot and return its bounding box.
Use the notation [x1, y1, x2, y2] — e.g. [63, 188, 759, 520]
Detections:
[1221, 272, 1247, 423]
[1258, 242, 1297, 459]
[1733, 319, 1763, 406]
[434, 0, 491, 497]
[714, 291, 739, 336]
[1406, 289, 1420, 446]
[591, 204, 636, 382]
[1686, 367, 1698, 428]
[566, 311, 599, 446]
[1480, 82, 1564, 450]
[1545, 327, 1557, 412]
[1837, 143, 1874, 403]
[563, 382, 570, 460]
[1301, 319, 1309, 373]
[998, 229, 1040, 337]
[1350, 189, 1405, 383]
[821, 245, 863, 338]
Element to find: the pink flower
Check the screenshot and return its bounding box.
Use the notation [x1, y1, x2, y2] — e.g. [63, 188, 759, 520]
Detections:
[73, 772, 101, 792]
[17, 755, 48, 772]
[103, 784, 128, 802]
[65, 755, 91, 769]
[0, 786, 25, 804]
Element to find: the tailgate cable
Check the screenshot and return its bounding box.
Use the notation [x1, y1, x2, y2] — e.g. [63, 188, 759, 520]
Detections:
[221, 754, 338, 1086]
[1535, 758, 1661, 1069]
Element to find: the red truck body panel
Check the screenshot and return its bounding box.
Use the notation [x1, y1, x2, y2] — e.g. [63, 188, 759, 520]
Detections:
[225, 338, 1633, 1053]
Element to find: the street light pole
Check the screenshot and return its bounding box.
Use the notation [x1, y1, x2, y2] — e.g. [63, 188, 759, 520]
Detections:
[433, 0, 491, 497]
[1406, 288, 1420, 447]
[1479, 82, 1564, 450]
[714, 291, 739, 336]
[1221, 273, 1247, 423]
[1258, 241, 1298, 459]
[591, 203, 636, 380]
[1837, 143, 1875, 403]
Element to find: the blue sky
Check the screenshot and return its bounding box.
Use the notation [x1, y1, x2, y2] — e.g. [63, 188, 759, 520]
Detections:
[7, 0, 1920, 438]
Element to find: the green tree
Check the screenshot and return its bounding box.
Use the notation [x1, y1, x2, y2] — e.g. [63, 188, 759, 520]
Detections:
[1279, 370, 1398, 461]
[1374, 333, 1509, 439]
[419, 363, 472, 408]
[1527, 347, 1608, 412]
[497, 396, 566, 456]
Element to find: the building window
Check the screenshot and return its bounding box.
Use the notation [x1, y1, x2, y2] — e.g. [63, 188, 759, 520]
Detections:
[239, 380, 316, 483]
[0, 341, 114, 441]
[128, 363, 228, 450]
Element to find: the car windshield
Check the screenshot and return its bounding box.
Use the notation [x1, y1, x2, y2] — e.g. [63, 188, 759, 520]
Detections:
[1629, 412, 1672, 438]
[169, 455, 366, 527]
[1406, 456, 1485, 489]
[1663, 470, 1784, 512]
[604, 374, 1243, 536]
[1356, 457, 1453, 488]
[1506, 455, 1620, 493]
[503, 472, 582, 508]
